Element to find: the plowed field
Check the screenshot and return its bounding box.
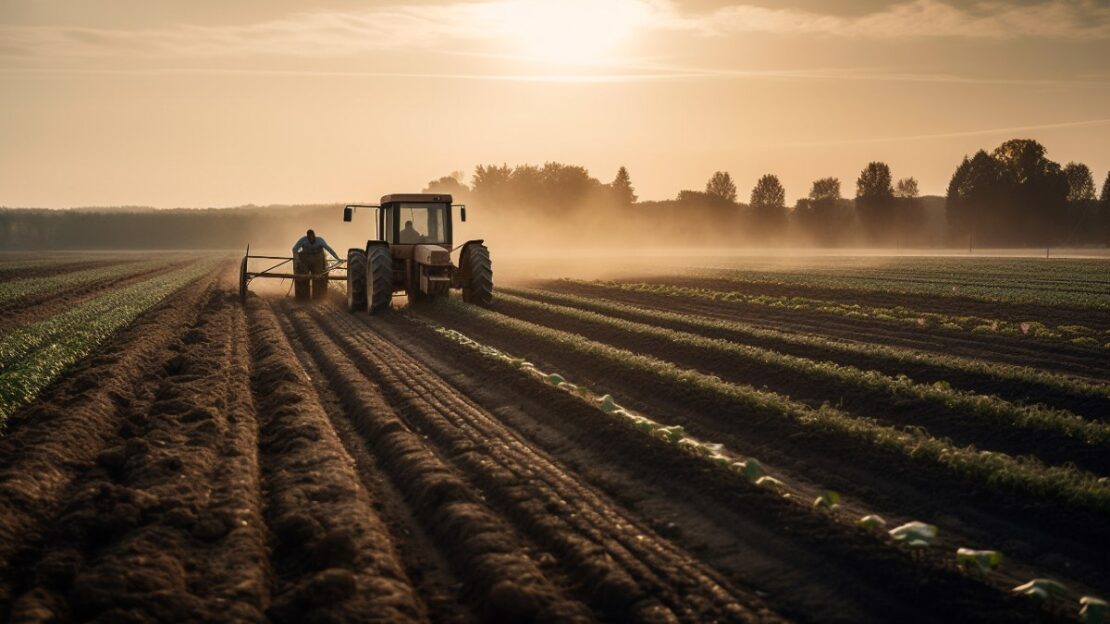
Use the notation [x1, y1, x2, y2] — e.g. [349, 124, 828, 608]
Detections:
[0, 254, 1106, 623]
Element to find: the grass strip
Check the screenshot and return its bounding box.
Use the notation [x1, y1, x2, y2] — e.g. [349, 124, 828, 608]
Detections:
[0, 257, 221, 423]
[438, 298, 1110, 517]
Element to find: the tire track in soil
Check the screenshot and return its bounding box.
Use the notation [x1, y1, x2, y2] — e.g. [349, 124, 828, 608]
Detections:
[5, 276, 271, 622]
[491, 296, 1110, 475]
[305, 301, 784, 623]
[246, 299, 428, 623]
[425, 304, 1110, 598]
[276, 301, 594, 623]
[0, 263, 225, 615]
[373, 307, 1065, 624]
[505, 287, 1108, 421]
[549, 282, 1109, 380]
[0, 258, 200, 335]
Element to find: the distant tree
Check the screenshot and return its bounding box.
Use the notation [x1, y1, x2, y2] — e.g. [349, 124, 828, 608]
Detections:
[471, 164, 514, 205]
[893, 177, 924, 246]
[705, 171, 738, 203]
[855, 162, 895, 243]
[424, 171, 471, 201]
[1063, 162, 1096, 202]
[748, 174, 787, 240]
[610, 166, 637, 205]
[946, 150, 1005, 246]
[895, 177, 919, 199]
[795, 177, 851, 246]
[1102, 172, 1110, 245]
[990, 139, 1069, 245]
[810, 177, 841, 203]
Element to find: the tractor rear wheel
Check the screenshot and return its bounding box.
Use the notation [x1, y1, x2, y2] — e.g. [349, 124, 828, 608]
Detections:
[367, 245, 393, 315]
[346, 249, 367, 312]
[462, 244, 493, 306]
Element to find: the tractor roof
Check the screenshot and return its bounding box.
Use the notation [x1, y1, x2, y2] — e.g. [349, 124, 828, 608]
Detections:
[380, 193, 453, 205]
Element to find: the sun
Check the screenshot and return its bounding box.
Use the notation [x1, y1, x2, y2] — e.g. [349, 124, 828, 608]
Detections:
[490, 0, 648, 65]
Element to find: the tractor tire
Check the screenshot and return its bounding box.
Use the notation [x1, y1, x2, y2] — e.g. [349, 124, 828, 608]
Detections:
[366, 245, 393, 315]
[462, 244, 493, 307]
[346, 249, 367, 312]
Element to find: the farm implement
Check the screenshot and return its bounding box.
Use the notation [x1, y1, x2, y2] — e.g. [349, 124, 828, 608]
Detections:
[238, 193, 493, 310]
[238, 246, 347, 303]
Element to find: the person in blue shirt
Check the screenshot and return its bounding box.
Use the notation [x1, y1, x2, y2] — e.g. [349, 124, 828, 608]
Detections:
[292, 229, 340, 300]
[292, 229, 339, 260]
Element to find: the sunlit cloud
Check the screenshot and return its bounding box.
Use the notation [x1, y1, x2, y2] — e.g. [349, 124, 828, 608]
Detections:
[699, 0, 1110, 40]
[0, 0, 1106, 67]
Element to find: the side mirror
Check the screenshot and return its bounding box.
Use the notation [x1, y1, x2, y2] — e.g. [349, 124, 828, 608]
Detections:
[460, 207, 467, 222]
[343, 207, 352, 222]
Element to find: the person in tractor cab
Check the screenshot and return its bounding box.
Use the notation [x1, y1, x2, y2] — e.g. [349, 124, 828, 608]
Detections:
[399, 220, 422, 243]
[292, 229, 339, 280]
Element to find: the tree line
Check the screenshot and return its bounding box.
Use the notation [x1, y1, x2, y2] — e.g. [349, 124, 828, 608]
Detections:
[427, 138, 1108, 247]
[1, 138, 1106, 249]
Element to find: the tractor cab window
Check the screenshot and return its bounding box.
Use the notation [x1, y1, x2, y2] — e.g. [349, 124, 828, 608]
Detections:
[395, 203, 447, 244]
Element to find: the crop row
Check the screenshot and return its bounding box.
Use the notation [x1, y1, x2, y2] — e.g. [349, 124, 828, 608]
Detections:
[505, 287, 1110, 414]
[497, 291, 1109, 453]
[0, 256, 181, 304]
[0, 257, 221, 423]
[574, 280, 1108, 346]
[693, 266, 1108, 309]
[426, 317, 1108, 624]
[437, 299, 1110, 516]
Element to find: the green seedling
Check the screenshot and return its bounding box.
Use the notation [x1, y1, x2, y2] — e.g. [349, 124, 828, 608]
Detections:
[813, 490, 841, 511]
[654, 425, 685, 443]
[1012, 578, 1068, 600]
[597, 394, 618, 413]
[755, 476, 785, 490]
[855, 514, 886, 530]
[956, 548, 1002, 574]
[545, 373, 565, 385]
[1081, 596, 1107, 624]
[889, 521, 937, 547]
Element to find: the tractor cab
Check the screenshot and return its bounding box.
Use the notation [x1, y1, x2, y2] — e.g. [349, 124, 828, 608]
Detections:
[342, 193, 490, 314]
[343, 194, 465, 247]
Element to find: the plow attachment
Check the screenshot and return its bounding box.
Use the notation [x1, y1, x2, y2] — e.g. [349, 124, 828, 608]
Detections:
[239, 245, 347, 302]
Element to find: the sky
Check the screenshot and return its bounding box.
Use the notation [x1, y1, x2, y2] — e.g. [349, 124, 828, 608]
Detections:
[1, 0, 1108, 208]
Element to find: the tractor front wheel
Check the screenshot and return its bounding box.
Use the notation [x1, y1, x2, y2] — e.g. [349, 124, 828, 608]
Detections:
[462, 244, 493, 307]
[346, 249, 367, 312]
[366, 245, 393, 315]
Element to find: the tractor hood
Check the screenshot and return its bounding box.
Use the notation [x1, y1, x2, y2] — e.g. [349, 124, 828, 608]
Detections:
[414, 244, 451, 266]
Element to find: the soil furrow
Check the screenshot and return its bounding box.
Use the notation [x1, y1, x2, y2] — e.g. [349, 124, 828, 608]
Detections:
[424, 304, 1110, 597]
[492, 295, 1109, 474]
[5, 279, 270, 621]
[277, 302, 594, 623]
[246, 299, 427, 623]
[550, 282, 1109, 379]
[0, 265, 224, 614]
[314, 303, 783, 623]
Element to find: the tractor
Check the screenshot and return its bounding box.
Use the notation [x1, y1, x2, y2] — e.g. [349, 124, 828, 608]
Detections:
[342, 194, 493, 313]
